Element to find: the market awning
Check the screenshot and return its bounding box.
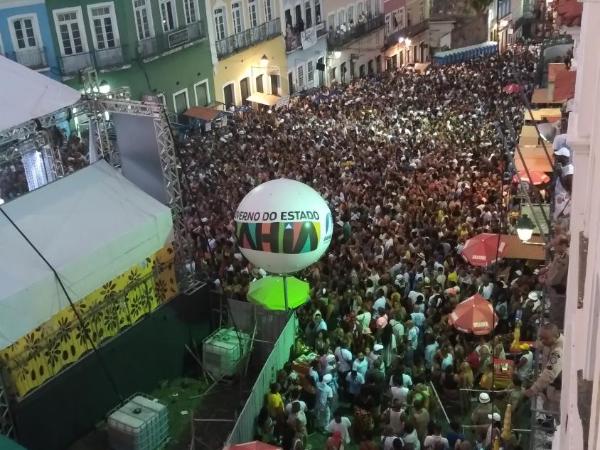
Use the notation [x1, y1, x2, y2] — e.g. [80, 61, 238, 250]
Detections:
[246, 93, 281, 106]
[183, 106, 223, 121]
[519, 125, 540, 146]
[500, 234, 545, 260]
[554, 70, 576, 101]
[548, 63, 567, 83]
[515, 145, 554, 173]
[524, 108, 562, 123]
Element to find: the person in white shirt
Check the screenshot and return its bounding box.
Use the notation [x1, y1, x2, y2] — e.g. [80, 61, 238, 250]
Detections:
[389, 379, 409, 406]
[423, 423, 449, 449]
[335, 344, 353, 375]
[327, 411, 352, 445]
[517, 348, 534, 382]
[408, 290, 424, 305]
[287, 400, 307, 428]
[435, 266, 447, 287]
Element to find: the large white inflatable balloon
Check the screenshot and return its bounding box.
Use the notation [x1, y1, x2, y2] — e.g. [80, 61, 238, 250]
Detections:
[234, 179, 333, 274]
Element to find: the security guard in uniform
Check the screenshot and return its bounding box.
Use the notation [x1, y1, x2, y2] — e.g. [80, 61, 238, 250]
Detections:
[525, 323, 563, 417]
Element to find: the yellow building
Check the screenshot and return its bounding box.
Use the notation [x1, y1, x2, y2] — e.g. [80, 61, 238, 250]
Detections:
[205, 0, 289, 107]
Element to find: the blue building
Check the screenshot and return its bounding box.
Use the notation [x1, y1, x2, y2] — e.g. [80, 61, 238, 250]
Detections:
[0, 0, 60, 79]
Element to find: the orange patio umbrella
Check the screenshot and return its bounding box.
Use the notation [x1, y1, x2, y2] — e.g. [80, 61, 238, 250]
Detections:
[460, 233, 507, 267]
[449, 293, 498, 335]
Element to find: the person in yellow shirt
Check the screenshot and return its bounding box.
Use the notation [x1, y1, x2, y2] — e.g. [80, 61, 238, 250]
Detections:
[266, 383, 284, 419]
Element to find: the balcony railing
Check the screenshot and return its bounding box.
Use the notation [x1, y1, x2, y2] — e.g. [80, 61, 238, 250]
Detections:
[327, 14, 384, 49]
[285, 21, 327, 52]
[216, 18, 281, 59]
[94, 44, 125, 69]
[384, 20, 429, 48]
[59, 52, 93, 75]
[138, 20, 205, 59]
[8, 47, 48, 69]
[429, 0, 475, 19]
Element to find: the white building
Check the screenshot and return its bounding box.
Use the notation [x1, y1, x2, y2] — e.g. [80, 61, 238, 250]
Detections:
[552, 1, 600, 450]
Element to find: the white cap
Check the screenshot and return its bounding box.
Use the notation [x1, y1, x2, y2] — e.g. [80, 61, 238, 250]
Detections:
[323, 373, 333, 383]
[528, 291, 539, 301]
[554, 147, 570, 157]
[373, 344, 384, 352]
[488, 412, 502, 422]
[479, 392, 491, 404]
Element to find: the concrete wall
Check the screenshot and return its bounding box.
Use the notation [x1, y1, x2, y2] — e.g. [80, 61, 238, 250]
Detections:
[555, 2, 600, 450]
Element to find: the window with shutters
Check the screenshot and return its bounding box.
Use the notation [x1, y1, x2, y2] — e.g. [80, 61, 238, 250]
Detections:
[305, 2, 312, 28]
[184, 0, 199, 24]
[11, 17, 38, 49]
[88, 4, 118, 50]
[248, 0, 258, 27]
[214, 8, 226, 40]
[264, 0, 273, 22]
[133, 0, 153, 40]
[297, 65, 304, 88]
[54, 8, 87, 55]
[232, 2, 243, 34]
[159, 0, 177, 32]
[307, 61, 314, 82]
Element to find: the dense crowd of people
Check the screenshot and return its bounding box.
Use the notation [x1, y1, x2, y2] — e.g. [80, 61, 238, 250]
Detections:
[174, 45, 571, 450]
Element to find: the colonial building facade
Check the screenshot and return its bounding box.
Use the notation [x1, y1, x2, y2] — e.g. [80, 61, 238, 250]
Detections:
[44, 0, 215, 113]
[0, 0, 60, 80]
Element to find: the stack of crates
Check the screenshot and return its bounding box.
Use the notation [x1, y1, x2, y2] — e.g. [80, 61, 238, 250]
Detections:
[107, 394, 169, 450]
[202, 327, 251, 379]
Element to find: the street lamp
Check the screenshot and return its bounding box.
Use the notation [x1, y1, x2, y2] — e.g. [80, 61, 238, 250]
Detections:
[516, 214, 535, 242]
[398, 37, 405, 44]
[99, 80, 111, 94]
[260, 54, 269, 66]
[405, 38, 412, 47]
[333, 51, 341, 59]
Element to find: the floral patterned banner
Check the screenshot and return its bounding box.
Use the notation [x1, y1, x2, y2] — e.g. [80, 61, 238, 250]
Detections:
[0, 245, 178, 398]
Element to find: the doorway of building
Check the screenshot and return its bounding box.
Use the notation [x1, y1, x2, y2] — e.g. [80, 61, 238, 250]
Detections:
[194, 81, 209, 106]
[223, 83, 235, 108]
[173, 89, 188, 115]
[271, 74, 280, 95]
[240, 77, 250, 105]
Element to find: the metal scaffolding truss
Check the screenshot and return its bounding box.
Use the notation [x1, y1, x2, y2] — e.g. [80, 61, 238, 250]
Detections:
[0, 96, 201, 294]
[92, 97, 202, 294]
[0, 374, 14, 439]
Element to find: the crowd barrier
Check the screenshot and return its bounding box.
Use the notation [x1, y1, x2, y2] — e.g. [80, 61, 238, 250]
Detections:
[224, 314, 297, 446]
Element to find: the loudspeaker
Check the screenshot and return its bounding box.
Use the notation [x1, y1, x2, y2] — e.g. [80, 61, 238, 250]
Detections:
[316, 62, 325, 71]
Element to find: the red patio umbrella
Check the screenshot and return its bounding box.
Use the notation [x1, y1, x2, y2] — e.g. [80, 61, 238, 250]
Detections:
[513, 170, 551, 185]
[449, 293, 498, 335]
[227, 442, 282, 450]
[503, 83, 522, 94]
[460, 233, 507, 267]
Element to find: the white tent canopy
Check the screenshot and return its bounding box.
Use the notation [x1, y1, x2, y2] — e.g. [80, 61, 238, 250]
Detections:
[0, 161, 173, 348]
[0, 55, 81, 130]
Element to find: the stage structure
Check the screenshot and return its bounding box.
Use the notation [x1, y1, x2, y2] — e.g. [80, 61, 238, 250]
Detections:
[0, 96, 201, 296]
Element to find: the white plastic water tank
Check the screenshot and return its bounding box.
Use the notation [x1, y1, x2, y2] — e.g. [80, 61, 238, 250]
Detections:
[202, 328, 250, 379]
